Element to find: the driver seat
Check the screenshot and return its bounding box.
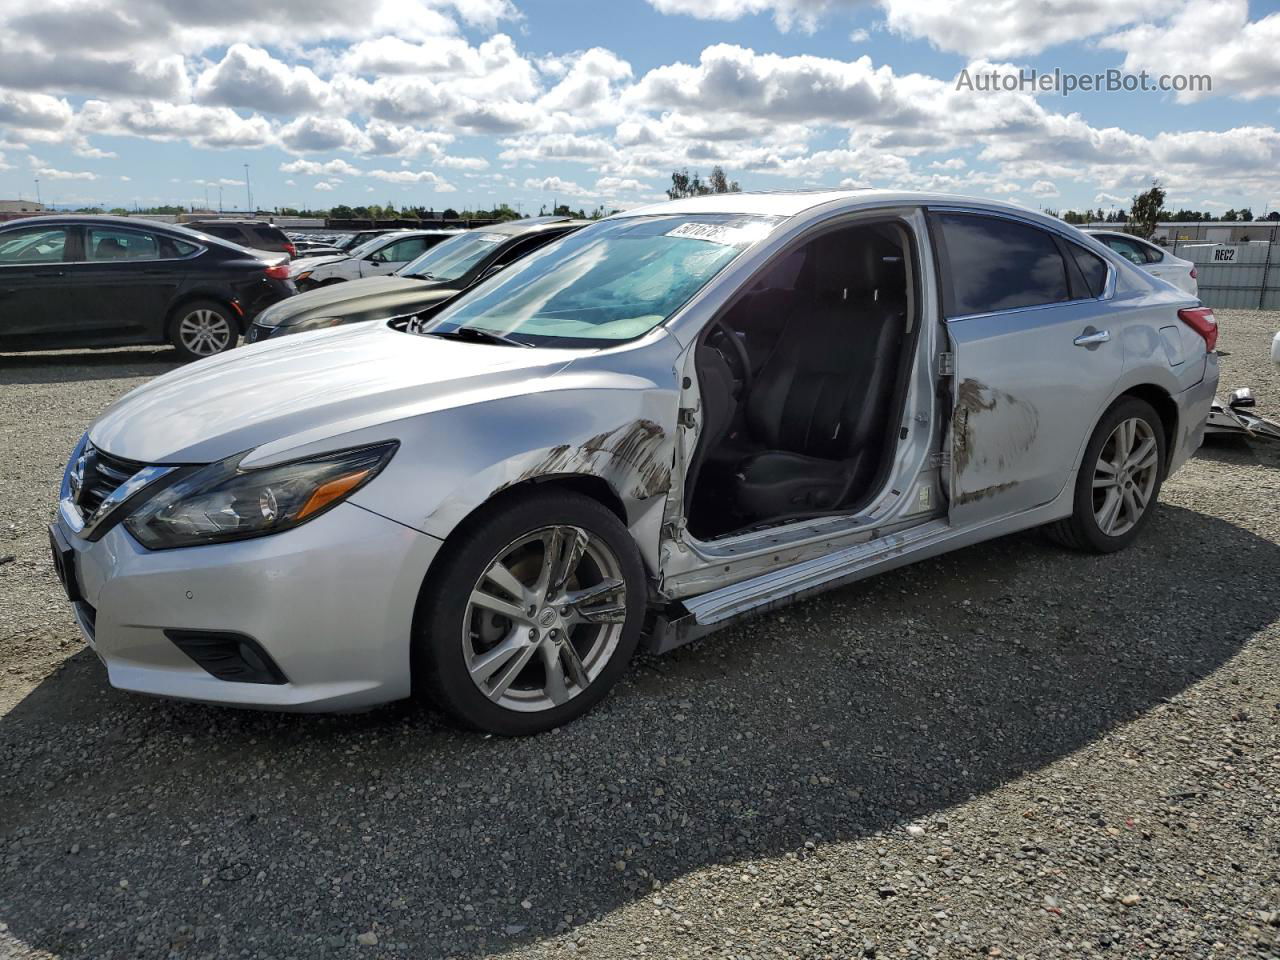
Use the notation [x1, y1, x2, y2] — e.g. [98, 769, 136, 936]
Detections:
[733, 239, 906, 522]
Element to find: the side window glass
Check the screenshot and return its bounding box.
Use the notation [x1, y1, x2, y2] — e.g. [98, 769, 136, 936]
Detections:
[933, 213, 1070, 317]
[87, 228, 160, 261]
[0, 227, 69, 264]
[1068, 243, 1108, 298]
[383, 237, 427, 262]
[1141, 242, 1164, 264]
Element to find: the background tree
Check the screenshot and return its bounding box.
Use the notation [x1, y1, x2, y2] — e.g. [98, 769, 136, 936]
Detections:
[1239, 208, 1254, 221]
[1222, 209, 1239, 222]
[667, 165, 741, 200]
[1127, 180, 1166, 239]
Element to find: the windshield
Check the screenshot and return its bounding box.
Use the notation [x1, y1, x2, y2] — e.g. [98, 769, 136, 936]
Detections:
[399, 231, 505, 281]
[420, 214, 780, 346]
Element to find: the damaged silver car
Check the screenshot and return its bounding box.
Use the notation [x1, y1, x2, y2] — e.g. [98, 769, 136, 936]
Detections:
[51, 191, 1218, 734]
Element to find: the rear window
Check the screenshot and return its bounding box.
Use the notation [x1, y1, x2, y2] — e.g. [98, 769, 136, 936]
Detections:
[251, 225, 286, 245]
[198, 224, 239, 239]
[933, 213, 1070, 317]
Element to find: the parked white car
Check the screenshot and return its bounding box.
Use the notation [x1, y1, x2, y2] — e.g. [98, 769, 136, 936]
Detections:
[290, 230, 459, 290]
[1085, 230, 1198, 296]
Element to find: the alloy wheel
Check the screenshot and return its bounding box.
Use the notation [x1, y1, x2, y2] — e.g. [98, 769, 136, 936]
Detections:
[1092, 417, 1159, 537]
[462, 525, 627, 713]
[178, 309, 233, 356]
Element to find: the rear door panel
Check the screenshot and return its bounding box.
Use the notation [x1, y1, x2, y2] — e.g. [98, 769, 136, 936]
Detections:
[946, 302, 1123, 522]
[931, 211, 1125, 525]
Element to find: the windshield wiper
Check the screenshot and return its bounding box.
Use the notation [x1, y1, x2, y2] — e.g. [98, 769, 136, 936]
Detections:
[425, 325, 532, 348]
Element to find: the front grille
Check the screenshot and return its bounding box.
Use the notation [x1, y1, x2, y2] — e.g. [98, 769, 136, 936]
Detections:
[76, 446, 145, 517]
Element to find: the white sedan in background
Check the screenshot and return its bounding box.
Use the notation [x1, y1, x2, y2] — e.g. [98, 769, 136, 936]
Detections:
[290, 229, 460, 290]
[1085, 230, 1198, 296]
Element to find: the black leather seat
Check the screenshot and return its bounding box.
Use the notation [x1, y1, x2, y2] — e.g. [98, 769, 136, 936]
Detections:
[733, 240, 906, 522]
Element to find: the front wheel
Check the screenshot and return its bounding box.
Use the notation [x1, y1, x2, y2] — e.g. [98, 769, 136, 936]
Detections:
[1047, 396, 1166, 553]
[415, 490, 646, 735]
[169, 300, 237, 362]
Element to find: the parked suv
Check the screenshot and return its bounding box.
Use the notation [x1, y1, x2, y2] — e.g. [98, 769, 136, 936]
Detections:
[0, 215, 294, 360]
[185, 219, 297, 259]
[248, 218, 587, 341]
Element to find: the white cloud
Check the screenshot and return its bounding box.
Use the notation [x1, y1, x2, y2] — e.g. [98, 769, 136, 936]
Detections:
[195, 44, 333, 114]
[1030, 179, 1060, 197]
[313, 180, 337, 191]
[77, 99, 274, 149]
[879, 0, 1165, 58]
[365, 168, 457, 191]
[31, 161, 99, 180]
[280, 158, 362, 177]
[644, 0, 862, 33]
[524, 175, 590, 196]
[0, 89, 73, 130]
[1100, 0, 1280, 102]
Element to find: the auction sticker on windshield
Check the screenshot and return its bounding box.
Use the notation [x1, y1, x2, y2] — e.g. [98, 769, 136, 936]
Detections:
[665, 220, 774, 246]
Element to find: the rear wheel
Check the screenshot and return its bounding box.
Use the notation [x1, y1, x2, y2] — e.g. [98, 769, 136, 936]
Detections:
[415, 490, 645, 735]
[169, 300, 237, 362]
[1047, 396, 1165, 553]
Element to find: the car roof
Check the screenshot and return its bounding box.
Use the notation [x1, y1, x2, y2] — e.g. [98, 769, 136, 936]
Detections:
[615, 189, 1076, 230]
[477, 217, 592, 236]
[185, 219, 282, 226]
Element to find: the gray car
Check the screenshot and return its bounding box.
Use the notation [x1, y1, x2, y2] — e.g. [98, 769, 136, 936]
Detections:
[50, 191, 1218, 735]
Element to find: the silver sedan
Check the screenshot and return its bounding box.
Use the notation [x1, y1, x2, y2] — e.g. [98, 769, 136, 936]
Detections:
[51, 191, 1218, 734]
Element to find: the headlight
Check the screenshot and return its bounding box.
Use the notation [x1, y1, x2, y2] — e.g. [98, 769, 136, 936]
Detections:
[124, 442, 397, 550]
[287, 315, 347, 333]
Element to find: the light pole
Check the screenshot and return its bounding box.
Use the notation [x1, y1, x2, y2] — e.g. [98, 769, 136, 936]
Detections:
[243, 163, 253, 212]
[34, 178, 41, 205]
[218, 184, 223, 214]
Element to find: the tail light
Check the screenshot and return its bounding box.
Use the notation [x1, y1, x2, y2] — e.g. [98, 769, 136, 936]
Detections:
[1189, 267, 1197, 280]
[284, 242, 296, 257]
[1178, 307, 1217, 352]
[264, 263, 290, 280]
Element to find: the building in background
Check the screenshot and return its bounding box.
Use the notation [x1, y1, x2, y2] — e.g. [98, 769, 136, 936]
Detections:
[0, 200, 48, 222]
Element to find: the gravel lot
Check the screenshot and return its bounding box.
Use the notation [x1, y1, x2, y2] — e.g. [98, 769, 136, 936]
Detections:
[2, 312, 1278, 960]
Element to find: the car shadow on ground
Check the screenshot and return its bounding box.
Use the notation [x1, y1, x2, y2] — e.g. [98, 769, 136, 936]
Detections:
[1, 503, 1277, 958]
[0, 348, 180, 385]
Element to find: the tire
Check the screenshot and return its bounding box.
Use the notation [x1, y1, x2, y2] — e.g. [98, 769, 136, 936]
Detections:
[1047, 396, 1166, 553]
[414, 490, 646, 735]
[169, 300, 238, 362]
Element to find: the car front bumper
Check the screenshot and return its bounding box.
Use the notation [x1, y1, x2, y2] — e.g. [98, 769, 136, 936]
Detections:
[52, 500, 442, 711]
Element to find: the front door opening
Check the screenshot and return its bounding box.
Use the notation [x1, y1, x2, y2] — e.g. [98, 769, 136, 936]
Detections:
[685, 220, 918, 540]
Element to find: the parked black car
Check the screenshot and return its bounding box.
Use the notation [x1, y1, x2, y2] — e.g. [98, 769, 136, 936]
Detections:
[0, 215, 295, 361]
[184, 219, 297, 258]
[246, 217, 588, 341]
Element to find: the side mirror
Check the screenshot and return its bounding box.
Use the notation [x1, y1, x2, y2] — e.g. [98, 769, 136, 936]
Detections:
[1228, 387, 1256, 408]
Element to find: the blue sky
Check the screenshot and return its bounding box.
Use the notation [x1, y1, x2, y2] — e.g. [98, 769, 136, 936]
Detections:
[1, 0, 1278, 215]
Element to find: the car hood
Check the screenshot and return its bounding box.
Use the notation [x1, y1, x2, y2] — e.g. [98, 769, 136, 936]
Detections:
[257, 274, 453, 326]
[89, 322, 579, 465]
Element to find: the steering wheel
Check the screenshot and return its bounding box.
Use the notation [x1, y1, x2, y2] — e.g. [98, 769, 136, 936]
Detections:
[709, 318, 753, 398]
